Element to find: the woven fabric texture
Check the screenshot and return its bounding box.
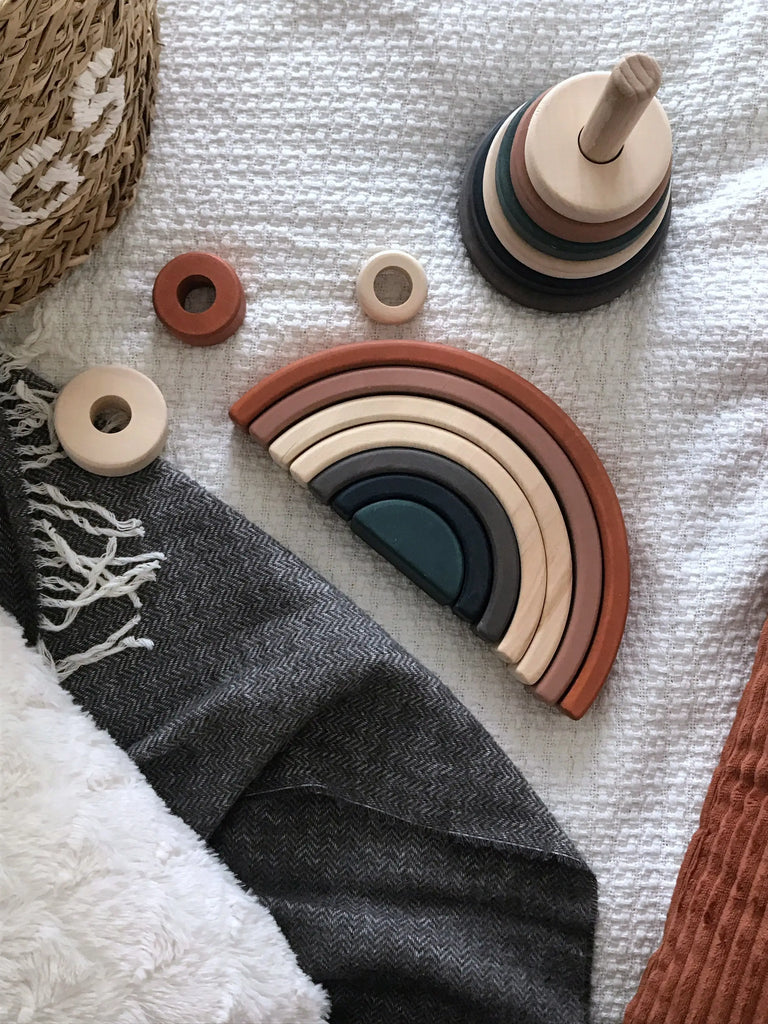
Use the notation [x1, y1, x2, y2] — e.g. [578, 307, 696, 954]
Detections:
[1, 1, 768, 1019]
[0, 363, 597, 1024]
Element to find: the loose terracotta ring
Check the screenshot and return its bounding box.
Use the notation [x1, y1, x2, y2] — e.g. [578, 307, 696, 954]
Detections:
[356, 250, 428, 325]
[153, 252, 246, 347]
[54, 366, 168, 477]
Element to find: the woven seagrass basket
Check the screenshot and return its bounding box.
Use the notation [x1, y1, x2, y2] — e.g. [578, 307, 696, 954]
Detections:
[0, 0, 159, 315]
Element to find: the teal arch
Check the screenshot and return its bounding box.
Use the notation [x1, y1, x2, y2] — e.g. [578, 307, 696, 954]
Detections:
[351, 499, 465, 605]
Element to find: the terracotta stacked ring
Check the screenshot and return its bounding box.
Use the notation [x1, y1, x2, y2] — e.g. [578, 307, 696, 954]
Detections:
[153, 252, 246, 347]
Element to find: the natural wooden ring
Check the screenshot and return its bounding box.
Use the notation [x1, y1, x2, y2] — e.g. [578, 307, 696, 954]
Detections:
[231, 341, 629, 719]
[356, 250, 428, 324]
[511, 93, 672, 243]
[247, 364, 602, 706]
[54, 366, 168, 477]
[153, 252, 246, 347]
[524, 72, 672, 223]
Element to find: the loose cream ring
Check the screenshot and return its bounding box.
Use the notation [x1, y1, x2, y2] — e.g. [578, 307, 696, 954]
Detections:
[356, 250, 428, 324]
[54, 366, 168, 477]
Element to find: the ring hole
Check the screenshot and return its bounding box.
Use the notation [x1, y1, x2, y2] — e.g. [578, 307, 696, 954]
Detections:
[577, 126, 624, 165]
[177, 274, 217, 313]
[373, 266, 413, 307]
[90, 395, 132, 434]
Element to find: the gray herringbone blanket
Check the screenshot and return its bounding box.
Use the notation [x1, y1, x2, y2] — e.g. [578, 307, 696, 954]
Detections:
[0, 362, 596, 1023]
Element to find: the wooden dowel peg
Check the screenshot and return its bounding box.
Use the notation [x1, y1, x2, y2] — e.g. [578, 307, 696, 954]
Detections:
[579, 53, 662, 164]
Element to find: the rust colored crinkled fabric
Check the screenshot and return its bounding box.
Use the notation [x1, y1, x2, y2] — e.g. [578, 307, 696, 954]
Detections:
[625, 616, 768, 1023]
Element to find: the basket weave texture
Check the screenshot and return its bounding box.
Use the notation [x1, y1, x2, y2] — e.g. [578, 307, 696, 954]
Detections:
[0, 0, 159, 314]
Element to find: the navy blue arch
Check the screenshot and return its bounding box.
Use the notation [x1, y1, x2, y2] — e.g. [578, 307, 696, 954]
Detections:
[311, 448, 521, 643]
[334, 473, 493, 624]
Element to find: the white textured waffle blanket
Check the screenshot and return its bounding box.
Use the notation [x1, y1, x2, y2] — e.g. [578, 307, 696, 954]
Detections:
[3, 1, 768, 1019]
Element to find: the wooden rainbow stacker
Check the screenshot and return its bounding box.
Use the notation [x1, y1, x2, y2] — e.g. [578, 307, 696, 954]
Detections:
[231, 341, 630, 719]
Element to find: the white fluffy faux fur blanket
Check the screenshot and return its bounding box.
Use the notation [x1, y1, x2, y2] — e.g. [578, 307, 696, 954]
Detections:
[0, 608, 328, 1024]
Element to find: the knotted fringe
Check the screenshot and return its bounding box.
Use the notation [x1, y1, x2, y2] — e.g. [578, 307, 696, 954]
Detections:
[0, 323, 164, 680]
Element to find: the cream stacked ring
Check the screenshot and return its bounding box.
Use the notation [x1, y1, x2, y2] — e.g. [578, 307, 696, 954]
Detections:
[459, 53, 673, 312]
[230, 340, 631, 719]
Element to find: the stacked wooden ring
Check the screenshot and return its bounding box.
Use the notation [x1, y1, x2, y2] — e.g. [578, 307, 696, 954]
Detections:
[230, 340, 630, 719]
[459, 53, 673, 312]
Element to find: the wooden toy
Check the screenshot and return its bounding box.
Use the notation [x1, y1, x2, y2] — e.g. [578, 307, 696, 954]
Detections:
[356, 250, 428, 324]
[269, 393, 572, 684]
[248, 363, 603, 702]
[54, 366, 167, 477]
[313, 448, 522, 644]
[459, 125, 672, 313]
[230, 340, 630, 718]
[153, 252, 246, 346]
[333, 473, 495, 624]
[525, 66, 670, 222]
[459, 53, 673, 311]
[482, 110, 671, 278]
[290, 419, 548, 665]
[509, 94, 672, 244]
[350, 498, 466, 605]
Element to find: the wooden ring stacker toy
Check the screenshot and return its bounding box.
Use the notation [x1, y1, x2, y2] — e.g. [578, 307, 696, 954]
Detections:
[356, 250, 428, 324]
[247, 365, 602, 704]
[497, 100, 672, 257]
[458, 53, 672, 311]
[54, 366, 168, 477]
[525, 62, 671, 223]
[460, 122, 672, 313]
[483, 109, 671, 279]
[230, 341, 630, 719]
[509, 92, 673, 245]
[153, 252, 246, 347]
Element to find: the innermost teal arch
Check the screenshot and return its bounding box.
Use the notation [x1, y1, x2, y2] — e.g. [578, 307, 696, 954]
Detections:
[350, 498, 465, 606]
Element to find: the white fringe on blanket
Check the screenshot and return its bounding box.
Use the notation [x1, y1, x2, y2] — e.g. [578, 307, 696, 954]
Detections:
[1, 328, 164, 680]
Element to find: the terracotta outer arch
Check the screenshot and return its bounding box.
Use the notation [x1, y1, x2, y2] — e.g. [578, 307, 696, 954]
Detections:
[229, 340, 629, 719]
[510, 93, 672, 245]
